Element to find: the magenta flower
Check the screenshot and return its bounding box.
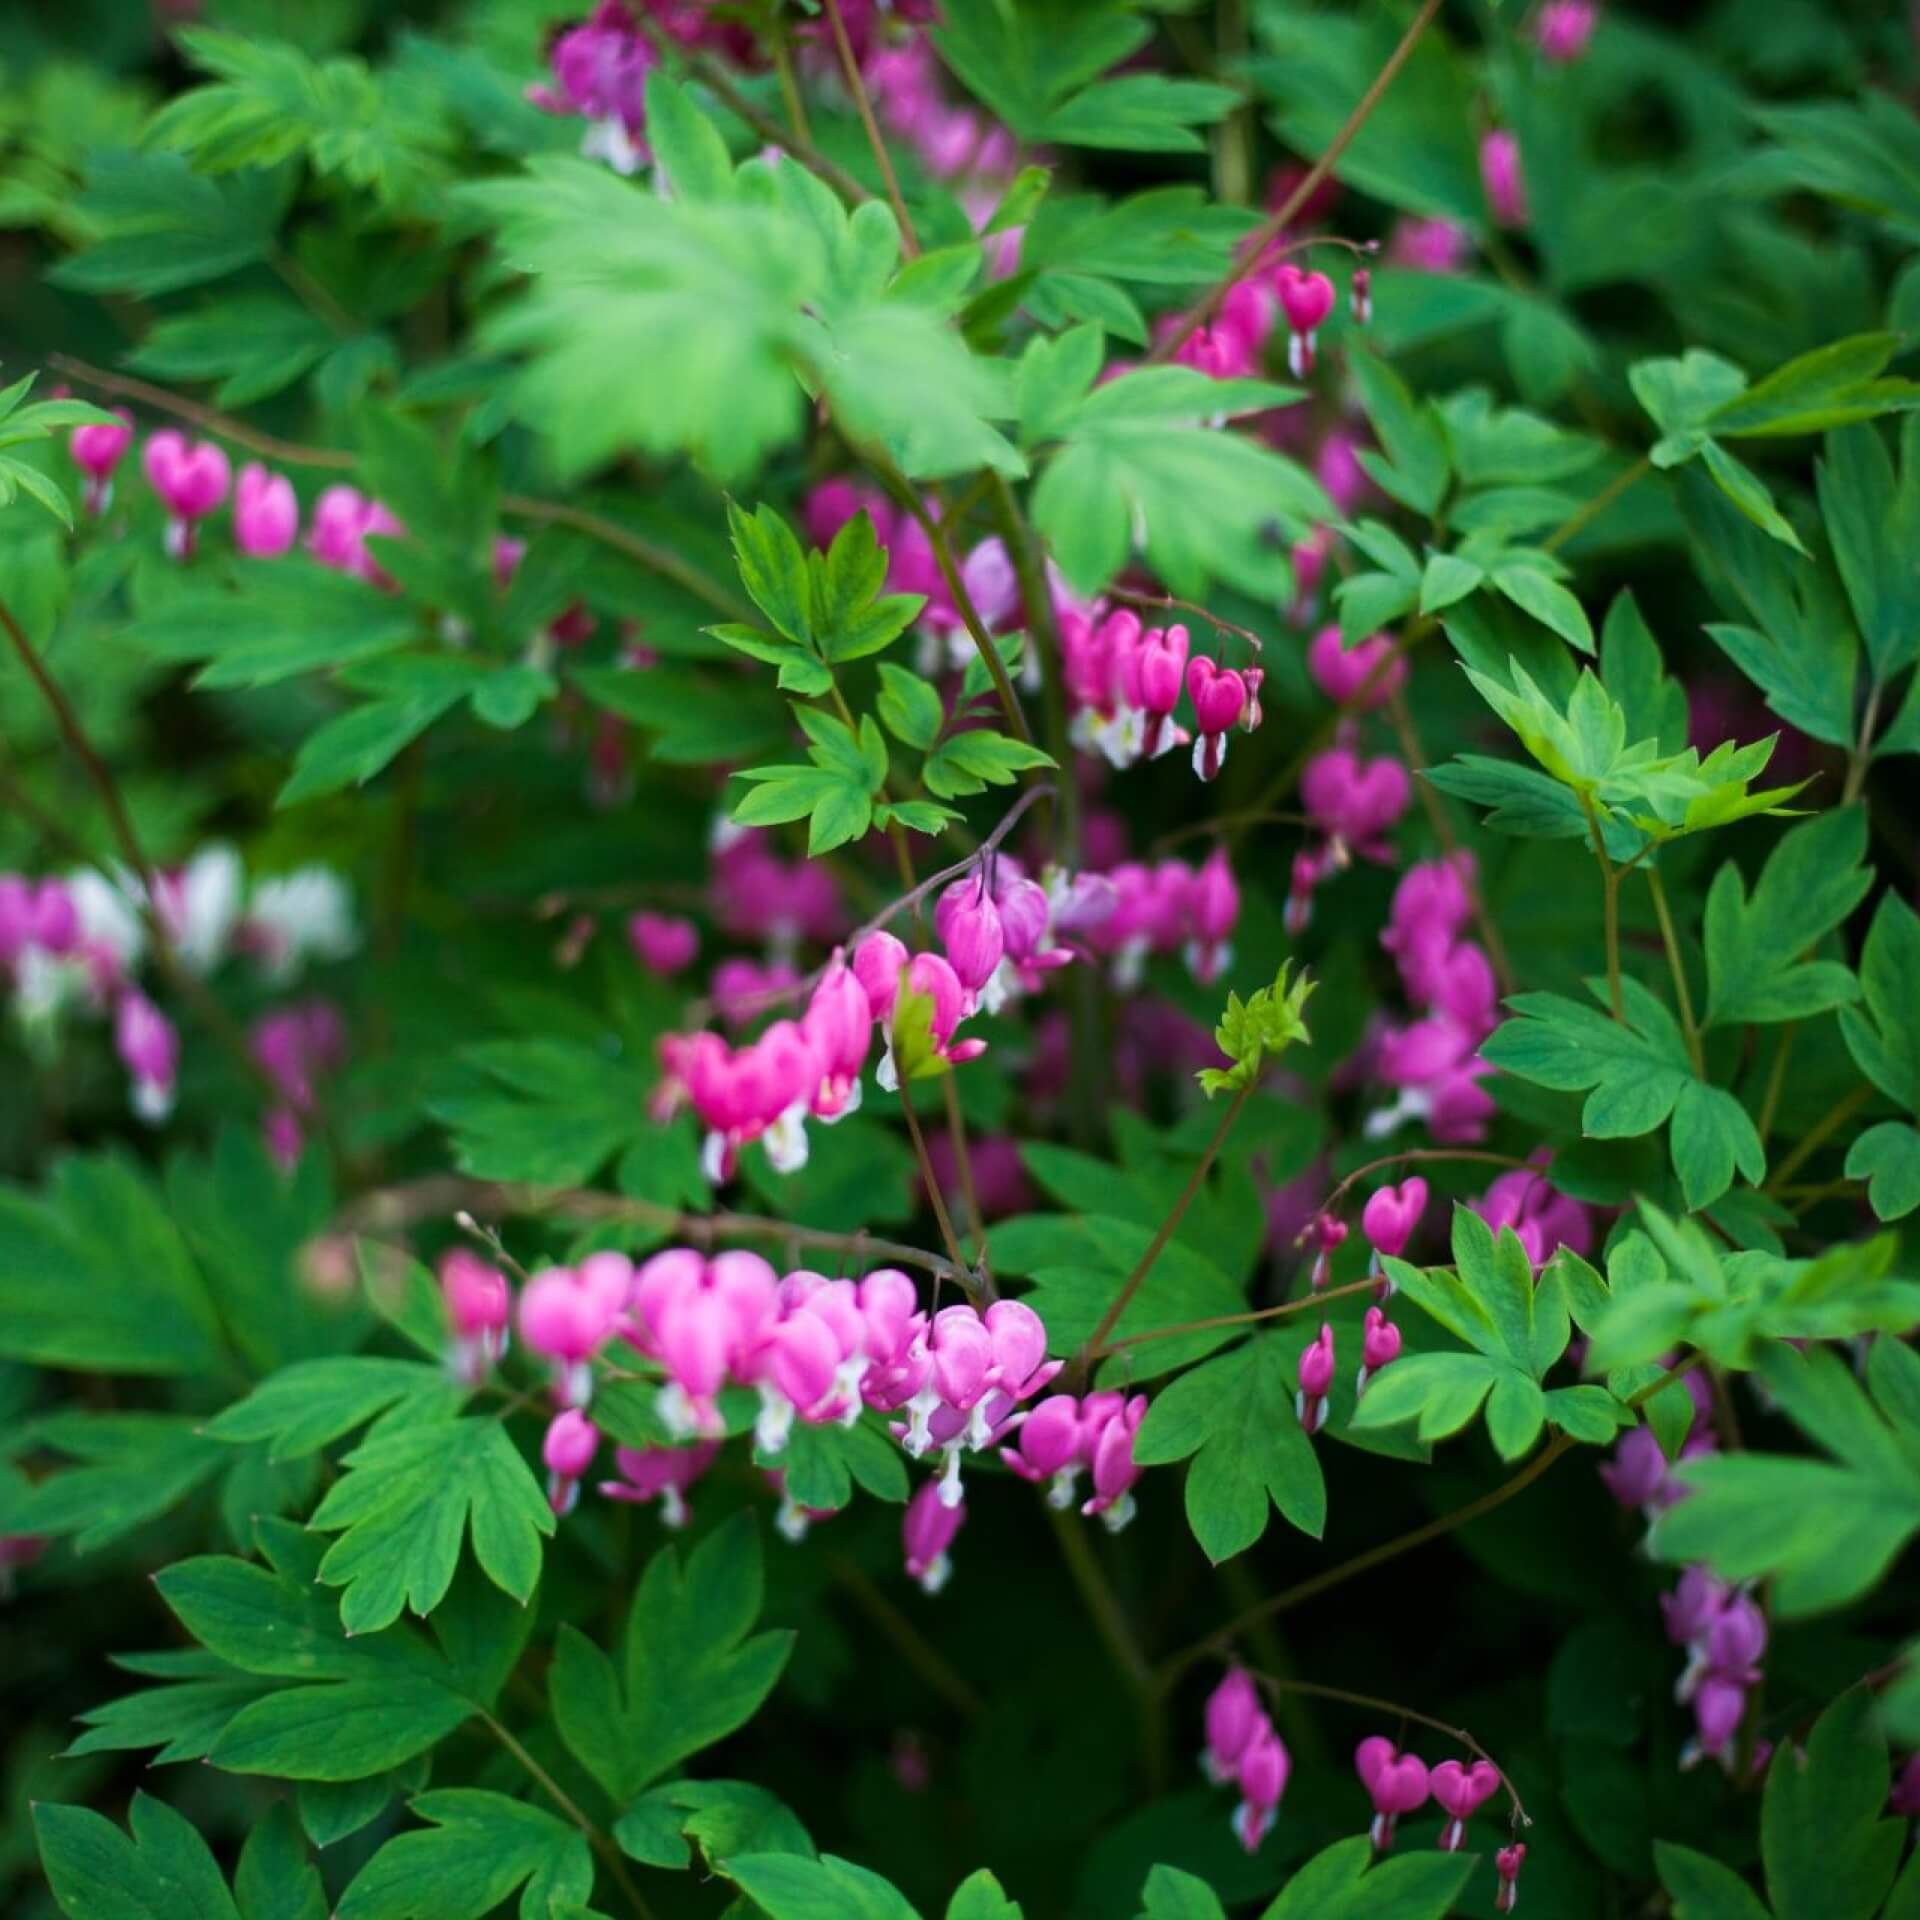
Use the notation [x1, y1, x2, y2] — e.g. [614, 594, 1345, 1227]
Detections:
[233, 463, 298, 557]
[600, 1440, 719, 1529]
[69, 409, 133, 514]
[1356, 1736, 1430, 1850]
[143, 431, 230, 559]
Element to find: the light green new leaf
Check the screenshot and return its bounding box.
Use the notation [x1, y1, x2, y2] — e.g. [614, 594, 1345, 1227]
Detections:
[310, 1416, 555, 1633]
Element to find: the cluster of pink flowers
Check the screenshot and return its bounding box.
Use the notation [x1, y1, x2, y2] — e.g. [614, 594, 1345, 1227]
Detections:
[1663, 1569, 1770, 1772]
[444, 1243, 1156, 1586]
[999, 1389, 1149, 1529]
[1534, 0, 1598, 63]
[1061, 610, 1254, 782]
[1361, 856, 1500, 1144]
[2, 851, 354, 1134]
[710, 824, 845, 961]
[1200, 1669, 1292, 1851]
[69, 416, 409, 579]
[251, 1001, 347, 1169]
[1599, 1375, 1763, 1774]
[862, 32, 1014, 187]
[1077, 850, 1239, 990]
[1480, 131, 1528, 229]
[1472, 1154, 1593, 1267]
[528, 1, 657, 174]
[1058, 608, 1265, 784]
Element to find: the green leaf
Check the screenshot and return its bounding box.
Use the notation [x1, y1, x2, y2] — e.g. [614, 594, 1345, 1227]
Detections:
[1655, 1342, 1920, 1616]
[933, 0, 1232, 152]
[1136, 1864, 1227, 1919]
[1631, 349, 1749, 460]
[729, 500, 814, 647]
[1818, 418, 1920, 680]
[205, 1358, 461, 1463]
[1708, 333, 1920, 440]
[149, 1529, 481, 1779]
[36, 1792, 242, 1920]
[1702, 439, 1808, 553]
[1600, 590, 1689, 755]
[1347, 348, 1450, 516]
[807, 778, 875, 855]
[1260, 1834, 1475, 1920]
[309, 1415, 555, 1633]
[0, 1412, 227, 1553]
[0, 1152, 225, 1375]
[1482, 979, 1766, 1208]
[1031, 368, 1325, 597]
[552, 1513, 793, 1803]
[280, 657, 489, 805]
[616, 1779, 815, 1871]
[1702, 806, 1870, 1026]
[126, 294, 337, 407]
[127, 559, 419, 689]
[1132, 1337, 1326, 1560]
[471, 665, 557, 730]
[923, 730, 1056, 799]
[1846, 1122, 1920, 1221]
[1683, 473, 1859, 747]
[236, 1804, 328, 1920]
[726, 1853, 920, 1920]
[992, 1213, 1243, 1381]
[1491, 562, 1595, 654]
[337, 1791, 593, 1920]
[644, 70, 735, 203]
[49, 148, 285, 296]
[877, 663, 944, 750]
[1653, 1842, 1771, 1920]
[947, 1868, 1022, 1920]
[1761, 1687, 1904, 1920]
[755, 1413, 909, 1510]
[146, 28, 451, 208]
[1418, 552, 1484, 616]
[432, 1038, 667, 1189]
[1841, 893, 1920, 1112]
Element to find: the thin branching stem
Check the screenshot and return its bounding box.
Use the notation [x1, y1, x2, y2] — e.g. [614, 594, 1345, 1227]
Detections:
[483, 1714, 658, 1920]
[44, 356, 754, 620]
[1156, 1357, 1703, 1690]
[1578, 790, 1625, 1019]
[1244, 1671, 1531, 1830]
[1078, 1082, 1252, 1368]
[1149, 0, 1443, 364]
[821, 0, 918, 253]
[1645, 864, 1705, 1076]
[343, 1176, 970, 1286]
